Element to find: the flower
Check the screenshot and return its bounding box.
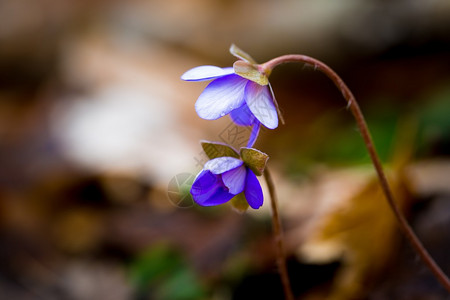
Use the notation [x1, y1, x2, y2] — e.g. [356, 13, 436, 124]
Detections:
[181, 45, 279, 147]
[190, 156, 264, 209]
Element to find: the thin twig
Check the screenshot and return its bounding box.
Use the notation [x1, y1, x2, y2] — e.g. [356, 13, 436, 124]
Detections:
[264, 167, 295, 300]
[261, 55, 450, 292]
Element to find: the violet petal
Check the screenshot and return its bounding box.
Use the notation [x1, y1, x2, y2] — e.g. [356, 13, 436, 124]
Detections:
[246, 122, 260, 148]
[230, 103, 255, 126]
[190, 170, 234, 206]
[222, 165, 246, 195]
[245, 82, 278, 129]
[244, 169, 263, 209]
[195, 74, 247, 120]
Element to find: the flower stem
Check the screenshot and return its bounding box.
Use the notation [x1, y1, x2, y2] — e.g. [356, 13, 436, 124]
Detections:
[261, 55, 450, 292]
[264, 167, 294, 300]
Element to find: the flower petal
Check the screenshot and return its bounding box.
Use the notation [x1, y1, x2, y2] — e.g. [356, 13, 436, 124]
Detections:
[204, 156, 243, 175]
[245, 82, 278, 129]
[190, 170, 234, 206]
[222, 165, 246, 194]
[195, 74, 247, 120]
[181, 66, 234, 81]
[191, 169, 218, 190]
[190, 170, 220, 199]
[230, 103, 255, 126]
[244, 169, 263, 209]
[247, 122, 260, 148]
[197, 188, 234, 206]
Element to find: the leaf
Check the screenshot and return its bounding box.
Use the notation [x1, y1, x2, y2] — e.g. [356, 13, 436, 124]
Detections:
[230, 192, 249, 213]
[201, 140, 239, 160]
[129, 244, 181, 289]
[240, 147, 269, 176]
[233, 60, 269, 86]
[130, 244, 206, 300]
[298, 169, 409, 300]
[157, 269, 206, 300]
[229, 44, 257, 64]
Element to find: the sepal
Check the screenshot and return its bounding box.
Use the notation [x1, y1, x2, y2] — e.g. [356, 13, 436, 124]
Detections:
[230, 192, 249, 213]
[240, 147, 269, 176]
[233, 60, 268, 86]
[201, 141, 239, 159]
[229, 44, 257, 64]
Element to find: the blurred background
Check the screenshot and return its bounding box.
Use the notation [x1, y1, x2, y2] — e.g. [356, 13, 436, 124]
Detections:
[0, 0, 449, 299]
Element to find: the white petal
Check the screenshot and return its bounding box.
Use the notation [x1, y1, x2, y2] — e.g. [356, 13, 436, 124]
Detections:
[181, 66, 234, 81]
[204, 156, 243, 174]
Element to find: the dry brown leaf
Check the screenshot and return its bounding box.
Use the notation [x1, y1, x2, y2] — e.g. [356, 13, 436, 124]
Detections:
[298, 169, 409, 300]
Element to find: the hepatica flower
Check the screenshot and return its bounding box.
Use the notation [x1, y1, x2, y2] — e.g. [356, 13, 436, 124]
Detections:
[181, 45, 280, 147]
[190, 141, 269, 210]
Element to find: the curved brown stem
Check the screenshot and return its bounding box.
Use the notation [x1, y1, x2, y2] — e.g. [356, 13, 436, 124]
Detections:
[260, 55, 450, 292]
[264, 167, 294, 300]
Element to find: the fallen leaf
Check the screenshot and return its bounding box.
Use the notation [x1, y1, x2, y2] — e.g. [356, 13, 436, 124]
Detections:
[298, 169, 410, 299]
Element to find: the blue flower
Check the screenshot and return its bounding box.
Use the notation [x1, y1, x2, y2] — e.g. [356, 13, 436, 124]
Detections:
[181, 65, 278, 127]
[190, 156, 263, 209]
[181, 46, 279, 147]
